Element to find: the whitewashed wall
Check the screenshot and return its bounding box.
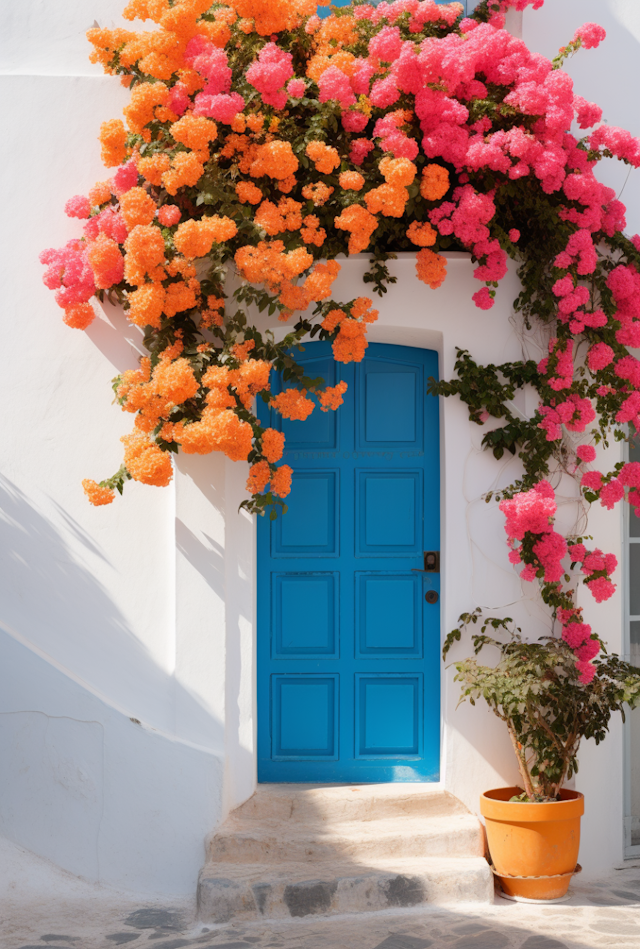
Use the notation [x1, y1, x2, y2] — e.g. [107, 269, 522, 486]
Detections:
[0, 0, 639, 896]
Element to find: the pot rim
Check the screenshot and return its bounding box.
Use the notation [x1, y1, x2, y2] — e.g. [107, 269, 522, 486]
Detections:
[480, 786, 585, 822]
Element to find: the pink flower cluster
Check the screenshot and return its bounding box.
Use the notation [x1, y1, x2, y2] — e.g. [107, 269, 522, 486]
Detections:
[246, 43, 294, 110]
[559, 610, 599, 684]
[538, 394, 595, 441]
[573, 23, 606, 50]
[185, 37, 245, 121]
[581, 462, 640, 519]
[538, 338, 573, 391]
[40, 240, 95, 308]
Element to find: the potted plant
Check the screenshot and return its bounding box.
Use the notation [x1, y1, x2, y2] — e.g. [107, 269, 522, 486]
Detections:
[443, 479, 640, 901]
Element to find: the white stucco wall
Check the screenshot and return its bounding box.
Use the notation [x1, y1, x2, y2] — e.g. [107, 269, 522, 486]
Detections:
[0, 0, 639, 896]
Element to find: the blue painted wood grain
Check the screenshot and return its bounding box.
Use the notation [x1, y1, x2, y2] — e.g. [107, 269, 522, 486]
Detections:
[257, 341, 440, 782]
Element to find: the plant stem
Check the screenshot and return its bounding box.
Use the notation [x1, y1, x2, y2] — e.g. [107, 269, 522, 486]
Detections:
[507, 721, 537, 799]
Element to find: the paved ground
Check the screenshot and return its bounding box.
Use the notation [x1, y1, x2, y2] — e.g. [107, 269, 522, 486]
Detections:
[3, 838, 640, 949]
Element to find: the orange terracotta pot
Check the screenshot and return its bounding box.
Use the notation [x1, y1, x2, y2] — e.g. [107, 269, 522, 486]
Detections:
[480, 786, 584, 901]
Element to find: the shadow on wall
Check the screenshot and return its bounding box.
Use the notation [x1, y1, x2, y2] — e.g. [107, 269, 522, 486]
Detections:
[0, 474, 225, 895]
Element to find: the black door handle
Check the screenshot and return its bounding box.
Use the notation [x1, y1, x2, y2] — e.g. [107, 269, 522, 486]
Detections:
[425, 590, 439, 604]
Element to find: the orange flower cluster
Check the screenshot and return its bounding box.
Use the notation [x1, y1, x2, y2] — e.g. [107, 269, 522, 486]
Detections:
[271, 388, 315, 421]
[64, 303, 95, 330]
[231, 0, 316, 36]
[255, 198, 303, 236]
[246, 460, 271, 494]
[235, 241, 313, 293]
[339, 171, 364, 191]
[174, 408, 252, 460]
[120, 187, 157, 229]
[305, 141, 340, 174]
[174, 216, 238, 258]
[170, 115, 218, 162]
[301, 182, 334, 206]
[416, 248, 447, 288]
[334, 205, 378, 253]
[270, 464, 293, 498]
[250, 141, 299, 180]
[162, 151, 205, 194]
[82, 479, 115, 506]
[99, 119, 128, 167]
[122, 431, 173, 486]
[406, 221, 437, 247]
[236, 181, 262, 204]
[300, 214, 326, 247]
[124, 225, 166, 284]
[262, 428, 285, 462]
[420, 164, 450, 201]
[318, 380, 348, 412]
[321, 296, 378, 363]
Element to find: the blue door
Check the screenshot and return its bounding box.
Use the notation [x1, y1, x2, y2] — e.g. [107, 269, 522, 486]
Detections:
[257, 342, 440, 782]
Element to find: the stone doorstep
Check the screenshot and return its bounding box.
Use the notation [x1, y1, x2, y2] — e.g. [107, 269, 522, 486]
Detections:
[197, 784, 492, 925]
[197, 857, 494, 924]
[230, 784, 466, 824]
[207, 813, 485, 863]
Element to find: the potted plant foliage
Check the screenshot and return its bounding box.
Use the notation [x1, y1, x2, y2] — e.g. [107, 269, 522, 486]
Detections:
[444, 480, 640, 901]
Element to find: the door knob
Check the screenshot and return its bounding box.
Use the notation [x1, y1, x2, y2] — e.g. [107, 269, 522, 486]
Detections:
[425, 590, 439, 604]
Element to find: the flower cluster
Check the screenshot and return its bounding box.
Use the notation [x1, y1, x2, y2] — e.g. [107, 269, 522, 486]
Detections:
[39, 0, 640, 576]
[500, 481, 617, 682]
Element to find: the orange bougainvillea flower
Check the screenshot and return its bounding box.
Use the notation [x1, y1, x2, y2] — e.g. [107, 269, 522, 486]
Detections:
[379, 157, 417, 187]
[123, 81, 169, 134]
[420, 164, 450, 201]
[301, 181, 334, 206]
[122, 430, 173, 486]
[119, 186, 157, 229]
[364, 183, 408, 218]
[416, 248, 447, 288]
[162, 151, 205, 195]
[303, 260, 341, 301]
[152, 356, 199, 404]
[406, 221, 437, 247]
[127, 283, 166, 328]
[270, 464, 293, 498]
[334, 204, 378, 253]
[235, 358, 272, 406]
[99, 119, 128, 167]
[88, 181, 113, 207]
[246, 460, 271, 494]
[64, 303, 95, 330]
[322, 308, 346, 332]
[231, 339, 256, 363]
[169, 115, 218, 161]
[236, 181, 263, 204]
[262, 428, 285, 463]
[86, 234, 125, 288]
[163, 278, 199, 317]
[124, 224, 166, 285]
[235, 241, 313, 292]
[300, 214, 326, 247]
[338, 171, 364, 191]
[174, 408, 253, 460]
[82, 479, 115, 506]
[318, 380, 348, 412]
[231, 0, 316, 36]
[333, 318, 368, 363]
[271, 388, 315, 421]
[250, 140, 299, 180]
[138, 153, 171, 186]
[173, 215, 237, 257]
[305, 141, 341, 174]
[255, 198, 303, 236]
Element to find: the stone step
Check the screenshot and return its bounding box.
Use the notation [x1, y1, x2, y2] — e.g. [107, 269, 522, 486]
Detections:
[207, 812, 484, 863]
[231, 783, 465, 824]
[197, 856, 493, 924]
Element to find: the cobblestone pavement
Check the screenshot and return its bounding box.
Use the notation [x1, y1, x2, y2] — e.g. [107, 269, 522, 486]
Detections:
[5, 868, 640, 949]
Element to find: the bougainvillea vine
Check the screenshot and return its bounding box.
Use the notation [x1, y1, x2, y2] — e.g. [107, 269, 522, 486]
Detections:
[39, 0, 640, 678]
